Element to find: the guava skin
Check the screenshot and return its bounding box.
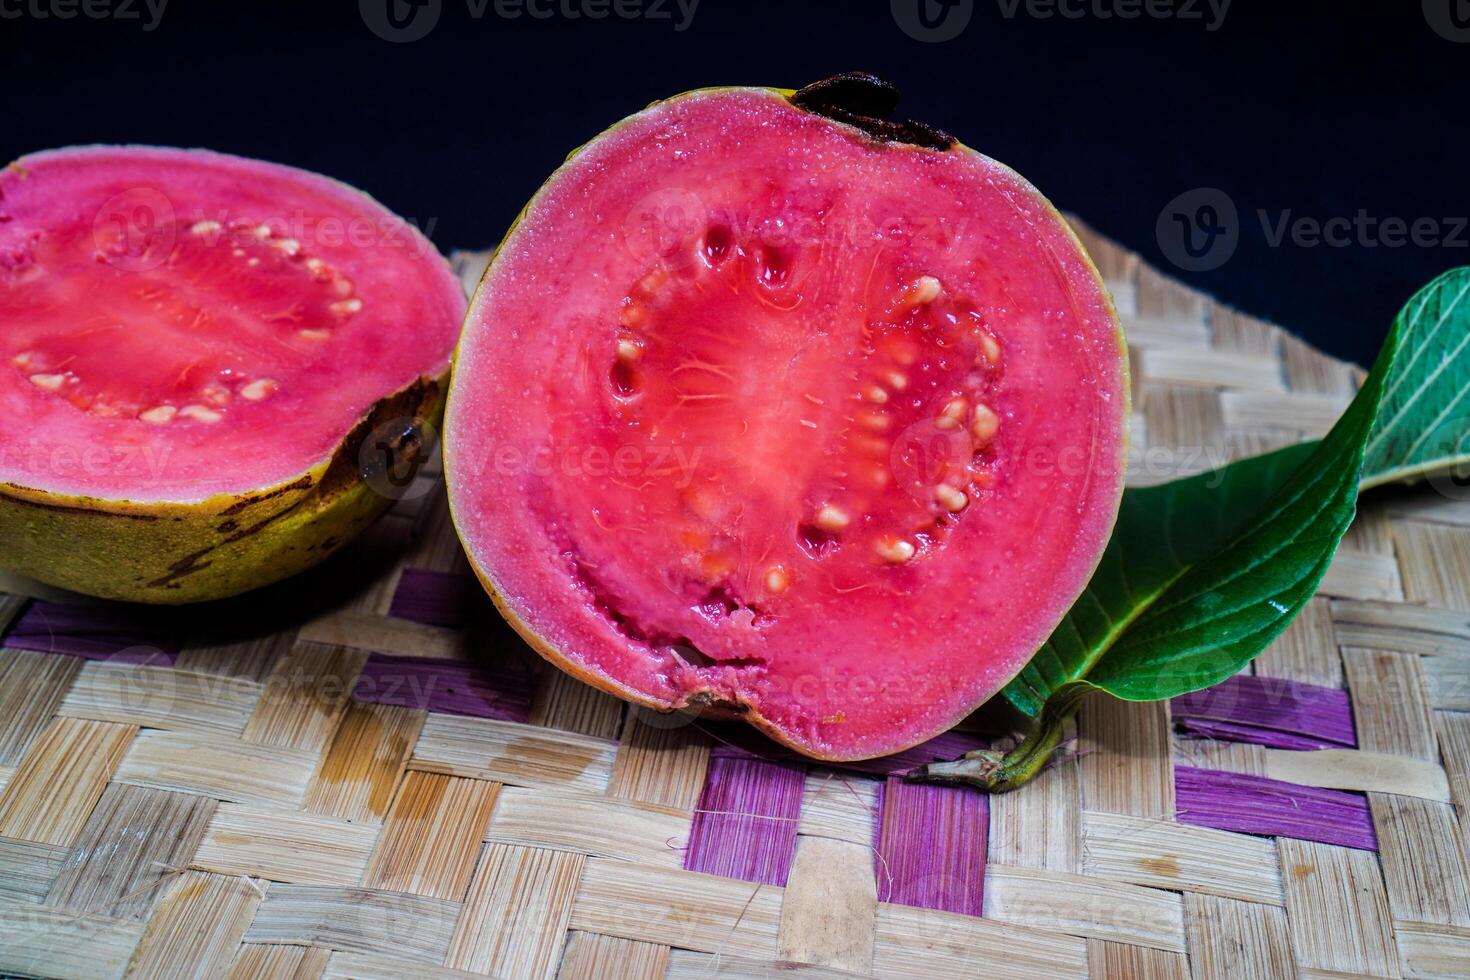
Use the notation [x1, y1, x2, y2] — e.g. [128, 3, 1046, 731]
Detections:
[0, 378, 443, 604]
[447, 80, 1129, 761]
[0, 146, 463, 603]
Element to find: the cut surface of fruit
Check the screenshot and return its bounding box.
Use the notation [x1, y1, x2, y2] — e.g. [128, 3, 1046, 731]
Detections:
[0, 146, 464, 601]
[0, 145, 463, 502]
[447, 83, 1128, 760]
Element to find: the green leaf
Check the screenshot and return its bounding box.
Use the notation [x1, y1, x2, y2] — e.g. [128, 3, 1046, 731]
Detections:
[1362, 273, 1470, 487]
[921, 269, 1470, 793]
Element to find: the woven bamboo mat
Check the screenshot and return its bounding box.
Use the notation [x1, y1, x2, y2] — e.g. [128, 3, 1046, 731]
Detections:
[1, 221, 1468, 980]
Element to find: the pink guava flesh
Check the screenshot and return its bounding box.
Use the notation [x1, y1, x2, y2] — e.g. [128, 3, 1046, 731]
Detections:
[447, 88, 1127, 760]
[0, 146, 465, 503]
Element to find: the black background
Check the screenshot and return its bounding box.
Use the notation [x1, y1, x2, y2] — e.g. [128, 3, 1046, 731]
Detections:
[2, 0, 1465, 368]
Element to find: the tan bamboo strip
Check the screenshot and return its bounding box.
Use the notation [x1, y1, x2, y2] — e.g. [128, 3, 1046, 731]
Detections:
[1423, 654, 1470, 711]
[0, 648, 81, 764]
[126, 870, 267, 979]
[445, 843, 584, 978]
[1078, 697, 1174, 818]
[1319, 549, 1406, 602]
[558, 932, 670, 980]
[798, 771, 877, 847]
[1117, 313, 1211, 351]
[226, 943, 332, 980]
[1393, 519, 1470, 609]
[776, 835, 877, 973]
[1368, 794, 1470, 928]
[1329, 598, 1470, 658]
[0, 766, 10, 794]
[1081, 811, 1284, 905]
[989, 751, 1082, 872]
[176, 629, 292, 683]
[1386, 494, 1470, 529]
[46, 783, 216, 921]
[983, 865, 1185, 952]
[193, 803, 379, 886]
[243, 641, 368, 753]
[114, 730, 318, 808]
[668, 952, 868, 978]
[528, 669, 624, 740]
[0, 899, 145, 980]
[569, 858, 783, 959]
[0, 717, 134, 846]
[322, 950, 489, 980]
[872, 901, 1088, 980]
[362, 771, 500, 900]
[1133, 261, 1207, 322]
[1262, 748, 1451, 802]
[410, 713, 617, 793]
[242, 883, 461, 961]
[1137, 348, 1288, 393]
[1343, 648, 1440, 762]
[303, 702, 425, 824]
[1277, 838, 1400, 977]
[1171, 736, 1268, 776]
[1343, 503, 1399, 556]
[58, 662, 259, 737]
[1137, 387, 1225, 470]
[485, 786, 686, 868]
[605, 714, 711, 810]
[1437, 711, 1470, 814]
[1086, 940, 1188, 980]
[1209, 305, 1278, 356]
[1392, 920, 1470, 978]
[1281, 330, 1358, 395]
[1183, 894, 1296, 980]
[1255, 597, 1345, 687]
[0, 836, 67, 902]
[298, 608, 471, 661]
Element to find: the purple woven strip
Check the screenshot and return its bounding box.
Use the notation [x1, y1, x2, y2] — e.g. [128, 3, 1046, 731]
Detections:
[839, 730, 989, 777]
[1, 601, 178, 664]
[684, 754, 805, 886]
[1175, 766, 1378, 851]
[695, 724, 987, 778]
[388, 568, 481, 629]
[1172, 675, 1356, 750]
[874, 776, 987, 917]
[352, 653, 535, 722]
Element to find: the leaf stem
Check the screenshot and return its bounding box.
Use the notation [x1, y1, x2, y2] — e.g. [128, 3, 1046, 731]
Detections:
[913, 686, 1089, 793]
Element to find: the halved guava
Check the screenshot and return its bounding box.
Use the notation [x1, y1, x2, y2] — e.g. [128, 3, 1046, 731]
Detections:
[446, 76, 1128, 760]
[0, 146, 465, 603]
